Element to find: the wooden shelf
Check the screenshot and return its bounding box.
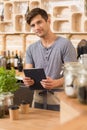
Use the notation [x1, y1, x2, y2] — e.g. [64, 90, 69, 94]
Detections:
[0, 0, 86, 53]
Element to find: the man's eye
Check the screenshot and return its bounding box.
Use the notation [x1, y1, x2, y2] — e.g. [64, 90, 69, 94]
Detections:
[30, 24, 35, 28]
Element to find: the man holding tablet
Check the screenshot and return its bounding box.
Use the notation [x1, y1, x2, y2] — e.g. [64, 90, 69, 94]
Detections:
[23, 8, 77, 111]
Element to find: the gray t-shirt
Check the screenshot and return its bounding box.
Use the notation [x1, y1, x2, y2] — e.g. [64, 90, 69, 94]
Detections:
[26, 36, 77, 79]
[25, 36, 77, 105]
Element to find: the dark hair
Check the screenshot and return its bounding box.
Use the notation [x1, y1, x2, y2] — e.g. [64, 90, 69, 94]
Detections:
[25, 8, 48, 25]
[77, 39, 87, 59]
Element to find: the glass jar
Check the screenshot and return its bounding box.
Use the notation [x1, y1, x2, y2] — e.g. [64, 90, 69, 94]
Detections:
[76, 67, 87, 104]
[63, 62, 82, 98]
[1, 92, 14, 115]
[0, 96, 5, 118]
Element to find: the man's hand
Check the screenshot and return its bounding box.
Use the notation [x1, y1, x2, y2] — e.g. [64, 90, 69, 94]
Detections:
[40, 77, 64, 89]
[40, 77, 58, 89]
[23, 77, 34, 87]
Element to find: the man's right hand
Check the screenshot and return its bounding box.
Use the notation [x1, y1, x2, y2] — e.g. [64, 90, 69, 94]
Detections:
[23, 77, 35, 87]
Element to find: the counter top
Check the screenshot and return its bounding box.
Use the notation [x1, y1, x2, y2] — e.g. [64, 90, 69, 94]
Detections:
[55, 92, 87, 130]
[0, 108, 60, 130]
[15, 70, 24, 80]
[0, 92, 87, 130]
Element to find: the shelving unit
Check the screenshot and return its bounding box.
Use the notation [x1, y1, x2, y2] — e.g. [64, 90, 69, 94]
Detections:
[0, 0, 87, 53]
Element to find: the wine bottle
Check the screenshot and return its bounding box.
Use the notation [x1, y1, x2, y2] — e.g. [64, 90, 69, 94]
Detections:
[17, 51, 23, 72]
[6, 50, 11, 70]
[25, 1, 29, 20]
[14, 50, 19, 70]
[1, 50, 7, 68]
[1, 8, 4, 21]
[10, 51, 14, 68]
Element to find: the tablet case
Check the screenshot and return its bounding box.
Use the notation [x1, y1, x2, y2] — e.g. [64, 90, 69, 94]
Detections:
[23, 68, 46, 90]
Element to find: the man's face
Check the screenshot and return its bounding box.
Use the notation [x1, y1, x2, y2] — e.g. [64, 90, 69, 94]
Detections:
[30, 15, 50, 38]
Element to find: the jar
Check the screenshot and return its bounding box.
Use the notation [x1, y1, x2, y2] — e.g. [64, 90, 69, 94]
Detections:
[78, 54, 87, 65]
[0, 96, 5, 118]
[76, 67, 87, 104]
[1, 92, 14, 115]
[63, 62, 82, 98]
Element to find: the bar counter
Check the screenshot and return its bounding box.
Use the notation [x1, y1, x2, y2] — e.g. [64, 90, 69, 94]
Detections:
[0, 92, 87, 130]
[0, 108, 60, 130]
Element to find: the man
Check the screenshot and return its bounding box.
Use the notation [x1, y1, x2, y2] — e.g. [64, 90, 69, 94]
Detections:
[23, 8, 77, 111]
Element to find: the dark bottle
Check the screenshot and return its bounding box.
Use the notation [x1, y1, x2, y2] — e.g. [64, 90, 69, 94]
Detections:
[10, 51, 14, 68]
[6, 50, 11, 70]
[1, 8, 4, 21]
[25, 2, 29, 20]
[14, 50, 18, 69]
[0, 51, 7, 68]
[17, 51, 23, 72]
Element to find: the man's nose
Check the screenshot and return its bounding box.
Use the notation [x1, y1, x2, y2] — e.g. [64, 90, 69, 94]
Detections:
[34, 24, 40, 30]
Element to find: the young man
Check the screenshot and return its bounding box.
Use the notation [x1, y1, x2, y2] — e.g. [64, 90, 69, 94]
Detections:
[23, 8, 77, 111]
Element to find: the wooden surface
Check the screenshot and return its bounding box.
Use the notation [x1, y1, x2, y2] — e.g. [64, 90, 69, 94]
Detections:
[15, 70, 24, 80]
[0, 108, 60, 130]
[0, 92, 87, 130]
[55, 92, 87, 130]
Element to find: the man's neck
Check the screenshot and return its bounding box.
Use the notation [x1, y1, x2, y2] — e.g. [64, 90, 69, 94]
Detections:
[41, 34, 58, 48]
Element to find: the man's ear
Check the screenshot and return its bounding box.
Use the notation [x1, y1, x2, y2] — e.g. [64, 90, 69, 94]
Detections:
[47, 17, 51, 24]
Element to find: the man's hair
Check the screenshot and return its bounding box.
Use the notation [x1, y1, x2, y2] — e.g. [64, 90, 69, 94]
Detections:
[25, 8, 48, 25]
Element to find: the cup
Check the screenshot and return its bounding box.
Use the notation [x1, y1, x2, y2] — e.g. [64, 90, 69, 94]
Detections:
[9, 105, 19, 120]
[20, 101, 29, 114]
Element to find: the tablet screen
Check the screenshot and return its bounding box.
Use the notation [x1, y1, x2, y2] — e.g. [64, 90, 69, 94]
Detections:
[23, 68, 46, 90]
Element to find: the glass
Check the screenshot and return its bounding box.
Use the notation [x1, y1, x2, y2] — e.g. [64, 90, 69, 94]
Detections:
[0, 96, 5, 118]
[78, 54, 87, 65]
[63, 62, 82, 98]
[1, 92, 14, 115]
[76, 67, 87, 104]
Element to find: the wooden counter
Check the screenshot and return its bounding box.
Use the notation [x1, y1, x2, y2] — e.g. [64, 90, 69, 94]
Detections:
[54, 92, 87, 130]
[0, 108, 60, 130]
[0, 92, 87, 130]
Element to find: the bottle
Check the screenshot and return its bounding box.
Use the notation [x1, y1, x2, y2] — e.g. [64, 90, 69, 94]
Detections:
[17, 51, 23, 72]
[1, 8, 4, 21]
[25, 2, 29, 20]
[14, 50, 18, 69]
[0, 51, 7, 68]
[10, 51, 14, 68]
[6, 50, 11, 70]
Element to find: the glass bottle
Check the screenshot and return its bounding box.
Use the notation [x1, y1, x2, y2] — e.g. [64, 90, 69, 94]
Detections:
[6, 50, 11, 70]
[10, 51, 14, 68]
[14, 50, 19, 69]
[1, 8, 4, 21]
[17, 51, 23, 72]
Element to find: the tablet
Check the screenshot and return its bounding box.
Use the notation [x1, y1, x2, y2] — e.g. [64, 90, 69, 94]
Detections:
[23, 68, 46, 90]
